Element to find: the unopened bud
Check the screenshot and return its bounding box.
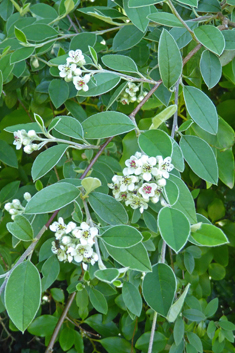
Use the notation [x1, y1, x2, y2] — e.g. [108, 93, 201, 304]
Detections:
[23, 192, 31, 202]
[27, 130, 37, 139]
[24, 144, 34, 154]
[12, 199, 21, 208]
[32, 58, 39, 69]
[4, 203, 12, 211]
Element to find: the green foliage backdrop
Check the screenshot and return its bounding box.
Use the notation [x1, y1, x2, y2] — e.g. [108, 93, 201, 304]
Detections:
[0, 0, 235, 352]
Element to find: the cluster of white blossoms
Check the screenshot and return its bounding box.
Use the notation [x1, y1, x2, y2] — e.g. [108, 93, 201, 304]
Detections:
[50, 218, 99, 266]
[58, 50, 91, 92]
[119, 82, 148, 105]
[108, 152, 174, 213]
[13, 129, 39, 154]
[4, 192, 31, 220]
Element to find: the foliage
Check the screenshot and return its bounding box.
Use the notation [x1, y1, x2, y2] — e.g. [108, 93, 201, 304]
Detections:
[0, 0, 235, 352]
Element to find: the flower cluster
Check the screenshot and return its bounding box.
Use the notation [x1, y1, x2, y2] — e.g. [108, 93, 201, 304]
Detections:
[4, 192, 31, 220]
[119, 82, 148, 105]
[50, 218, 99, 266]
[13, 129, 39, 154]
[58, 50, 91, 92]
[108, 152, 174, 213]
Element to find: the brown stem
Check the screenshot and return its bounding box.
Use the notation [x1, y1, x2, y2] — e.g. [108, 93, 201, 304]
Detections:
[182, 44, 202, 66]
[67, 15, 79, 33]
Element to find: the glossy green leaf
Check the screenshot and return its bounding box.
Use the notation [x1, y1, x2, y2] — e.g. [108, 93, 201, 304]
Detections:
[158, 207, 190, 253]
[173, 317, 184, 345]
[217, 148, 234, 189]
[138, 130, 172, 158]
[32, 144, 69, 181]
[204, 298, 218, 318]
[135, 332, 167, 353]
[54, 116, 84, 140]
[122, 282, 142, 316]
[147, 13, 184, 28]
[200, 50, 222, 89]
[163, 179, 179, 205]
[190, 223, 229, 247]
[25, 182, 80, 214]
[41, 255, 60, 292]
[70, 32, 97, 53]
[59, 327, 75, 351]
[183, 309, 206, 322]
[14, 26, 27, 43]
[7, 215, 34, 241]
[167, 284, 191, 322]
[0, 139, 18, 168]
[102, 54, 138, 73]
[82, 111, 135, 139]
[171, 139, 185, 172]
[187, 332, 203, 353]
[10, 47, 34, 64]
[104, 242, 152, 272]
[0, 180, 20, 203]
[169, 175, 197, 224]
[48, 79, 69, 109]
[142, 263, 176, 317]
[89, 192, 128, 225]
[194, 26, 225, 55]
[5, 261, 41, 332]
[158, 29, 182, 89]
[94, 269, 119, 283]
[102, 225, 142, 248]
[180, 136, 218, 184]
[89, 288, 108, 315]
[77, 73, 120, 97]
[183, 86, 218, 134]
[123, 0, 150, 32]
[113, 25, 145, 51]
[100, 337, 135, 353]
[28, 315, 58, 337]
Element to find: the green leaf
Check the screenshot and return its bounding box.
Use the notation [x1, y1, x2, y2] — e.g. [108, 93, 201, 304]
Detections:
[158, 29, 182, 89]
[28, 315, 58, 337]
[78, 73, 120, 97]
[5, 261, 41, 332]
[49, 79, 69, 109]
[101, 225, 143, 248]
[89, 192, 128, 225]
[217, 148, 234, 189]
[113, 25, 145, 51]
[122, 282, 142, 316]
[129, 0, 162, 6]
[180, 136, 218, 184]
[135, 332, 167, 353]
[94, 269, 119, 283]
[200, 50, 222, 89]
[175, 0, 198, 6]
[138, 130, 172, 158]
[70, 33, 97, 53]
[102, 54, 138, 73]
[89, 288, 108, 315]
[163, 179, 179, 205]
[82, 111, 135, 139]
[22, 24, 58, 42]
[59, 327, 75, 351]
[7, 215, 34, 242]
[190, 224, 229, 247]
[81, 177, 101, 196]
[0, 180, 20, 203]
[0, 140, 18, 168]
[41, 255, 60, 292]
[14, 26, 27, 43]
[89, 46, 98, 65]
[204, 298, 218, 318]
[194, 26, 225, 55]
[147, 12, 184, 28]
[25, 182, 80, 214]
[150, 105, 177, 130]
[54, 116, 84, 140]
[142, 263, 176, 317]
[173, 317, 184, 345]
[104, 242, 152, 272]
[10, 47, 34, 64]
[0, 70, 2, 96]
[158, 207, 190, 253]
[32, 144, 69, 181]
[30, 3, 58, 21]
[171, 139, 185, 172]
[100, 337, 135, 353]
[123, 0, 150, 32]
[218, 319, 235, 331]
[183, 309, 206, 322]
[197, 0, 220, 12]
[169, 175, 197, 224]
[223, 30, 235, 50]
[167, 284, 191, 322]
[187, 332, 203, 353]
[183, 86, 218, 134]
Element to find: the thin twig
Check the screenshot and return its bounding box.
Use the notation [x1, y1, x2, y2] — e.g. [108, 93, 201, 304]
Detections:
[171, 79, 180, 138]
[147, 312, 158, 353]
[182, 44, 202, 66]
[67, 15, 79, 33]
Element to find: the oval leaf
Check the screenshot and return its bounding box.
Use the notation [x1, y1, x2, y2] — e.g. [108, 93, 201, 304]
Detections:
[94, 268, 119, 283]
[7, 215, 34, 241]
[77, 73, 120, 97]
[82, 111, 135, 139]
[138, 130, 172, 158]
[113, 25, 145, 52]
[167, 283, 191, 322]
[200, 50, 222, 89]
[5, 261, 41, 332]
[194, 25, 225, 55]
[150, 105, 177, 130]
[54, 116, 84, 140]
[25, 182, 80, 214]
[49, 79, 69, 109]
[180, 135, 218, 184]
[101, 225, 143, 248]
[190, 223, 229, 247]
[142, 263, 176, 317]
[122, 282, 142, 317]
[102, 54, 138, 73]
[158, 207, 190, 253]
[89, 288, 108, 315]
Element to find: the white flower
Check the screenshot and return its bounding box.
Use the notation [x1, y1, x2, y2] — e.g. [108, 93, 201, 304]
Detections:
[51, 241, 58, 254]
[123, 155, 141, 176]
[125, 82, 139, 97]
[84, 252, 99, 265]
[125, 194, 148, 213]
[156, 156, 174, 179]
[61, 235, 72, 245]
[73, 74, 90, 91]
[68, 244, 93, 263]
[67, 50, 86, 66]
[138, 183, 158, 201]
[67, 221, 77, 233]
[151, 187, 162, 204]
[156, 178, 166, 187]
[24, 144, 35, 154]
[135, 155, 159, 181]
[120, 97, 129, 105]
[23, 192, 31, 202]
[57, 249, 67, 262]
[72, 222, 98, 245]
[50, 217, 72, 239]
[137, 91, 148, 103]
[118, 175, 138, 192]
[13, 130, 23, 150]
[58, 63, 81, 82]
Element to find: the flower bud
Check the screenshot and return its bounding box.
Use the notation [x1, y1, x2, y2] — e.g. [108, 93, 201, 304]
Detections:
[24, 192, 31, 202]
[27, 130, 37, 139]
[157, 178, 167, 187]
[24, 144, 34, 154]
[9, 209, 18, 215]
[12, 199, 21, 208]
[4, 203, 12, 211]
